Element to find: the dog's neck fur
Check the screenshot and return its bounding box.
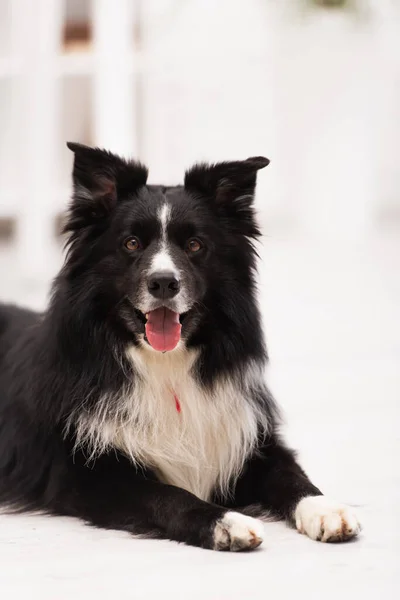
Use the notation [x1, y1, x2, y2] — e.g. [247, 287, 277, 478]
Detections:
[72, 341, 269, 501]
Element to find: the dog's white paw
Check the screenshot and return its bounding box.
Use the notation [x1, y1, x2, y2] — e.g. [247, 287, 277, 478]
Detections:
[295, 495, 362, 543]
[213, 511, 264, 551]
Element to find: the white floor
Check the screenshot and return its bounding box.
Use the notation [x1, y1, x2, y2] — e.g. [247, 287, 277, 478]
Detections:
[0, 228, 399, 599]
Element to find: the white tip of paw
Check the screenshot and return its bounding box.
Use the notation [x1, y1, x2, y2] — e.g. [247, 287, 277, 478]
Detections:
[295, 496, 362, 543]
[213, 511, 264, 551]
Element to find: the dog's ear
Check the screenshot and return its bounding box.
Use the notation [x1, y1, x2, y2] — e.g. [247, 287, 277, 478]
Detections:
[65, 142, 148, 232]
[184, 157, 269, 236]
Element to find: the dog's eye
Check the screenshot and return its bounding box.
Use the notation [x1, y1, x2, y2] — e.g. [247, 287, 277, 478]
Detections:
[186, 238, 202, 253]
[124, 237, 141, 251]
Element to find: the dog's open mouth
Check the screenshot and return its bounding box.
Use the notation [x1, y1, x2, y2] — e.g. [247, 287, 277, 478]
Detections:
[135, 307, 183, 352]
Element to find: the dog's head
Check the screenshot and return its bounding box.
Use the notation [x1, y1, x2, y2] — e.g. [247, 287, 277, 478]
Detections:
[64, 143, 269, 352]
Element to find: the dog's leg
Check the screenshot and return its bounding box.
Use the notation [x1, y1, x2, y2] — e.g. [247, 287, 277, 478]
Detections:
[232, 436, 361, 543]
[71, 453, 264, 551]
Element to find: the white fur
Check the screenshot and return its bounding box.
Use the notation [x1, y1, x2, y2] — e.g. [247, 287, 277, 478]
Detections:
[71, 345, 269, 502]
[159, 203, 170, 238]
[213, 511, 264, 551]
[150, 248, 177, 274]
[150, 203, 178, 276]
[295, 496, 362, 542]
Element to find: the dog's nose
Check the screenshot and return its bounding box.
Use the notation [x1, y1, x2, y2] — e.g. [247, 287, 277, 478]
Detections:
[147, 272, 180, 299]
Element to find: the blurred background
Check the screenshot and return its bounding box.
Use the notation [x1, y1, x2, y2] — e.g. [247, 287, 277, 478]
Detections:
[0, 1, 399, 593]
[0, 0, 399, 278]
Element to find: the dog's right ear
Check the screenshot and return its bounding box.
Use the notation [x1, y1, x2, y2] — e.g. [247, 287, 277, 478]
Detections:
[65, 142, 148, 232]
[184, 157, 269, 237]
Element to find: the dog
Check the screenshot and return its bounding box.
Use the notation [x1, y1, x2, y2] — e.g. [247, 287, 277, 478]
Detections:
[0, 143, 361, 550]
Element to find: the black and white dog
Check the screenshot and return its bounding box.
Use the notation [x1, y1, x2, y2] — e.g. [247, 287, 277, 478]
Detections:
[0, 143, 361, 550]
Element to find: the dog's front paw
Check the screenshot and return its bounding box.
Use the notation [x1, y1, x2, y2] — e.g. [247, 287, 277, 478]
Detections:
[295, 495, 362, 543]
[213, 511, 264, 551]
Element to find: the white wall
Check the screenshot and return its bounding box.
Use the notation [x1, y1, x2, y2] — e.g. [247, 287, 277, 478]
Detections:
[0, 0, 399, 280]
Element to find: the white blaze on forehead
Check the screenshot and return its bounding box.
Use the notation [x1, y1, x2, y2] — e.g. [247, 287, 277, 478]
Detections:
[159, 203, 171, 239]
[150, 202, 178, 274]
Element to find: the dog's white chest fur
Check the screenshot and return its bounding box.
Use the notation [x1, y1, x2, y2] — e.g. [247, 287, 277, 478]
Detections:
[76, 345, 265, 502]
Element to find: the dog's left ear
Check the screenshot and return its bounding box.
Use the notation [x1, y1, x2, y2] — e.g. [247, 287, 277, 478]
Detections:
[65, 142, 148, 231]
[67, 142, 148, 207]
[184, 157, 269, 235]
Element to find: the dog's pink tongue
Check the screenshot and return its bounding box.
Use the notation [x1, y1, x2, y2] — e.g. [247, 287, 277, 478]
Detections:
[145, 307, 181, 352]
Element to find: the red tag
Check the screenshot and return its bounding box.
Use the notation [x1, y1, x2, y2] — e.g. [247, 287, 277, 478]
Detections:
[174, 394, 181, 413]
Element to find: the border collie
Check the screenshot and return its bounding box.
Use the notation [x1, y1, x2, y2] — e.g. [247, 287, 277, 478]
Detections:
[0, 143, 361, 550]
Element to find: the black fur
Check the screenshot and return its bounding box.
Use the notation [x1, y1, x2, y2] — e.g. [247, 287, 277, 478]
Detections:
[0, 144, 321, 550]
